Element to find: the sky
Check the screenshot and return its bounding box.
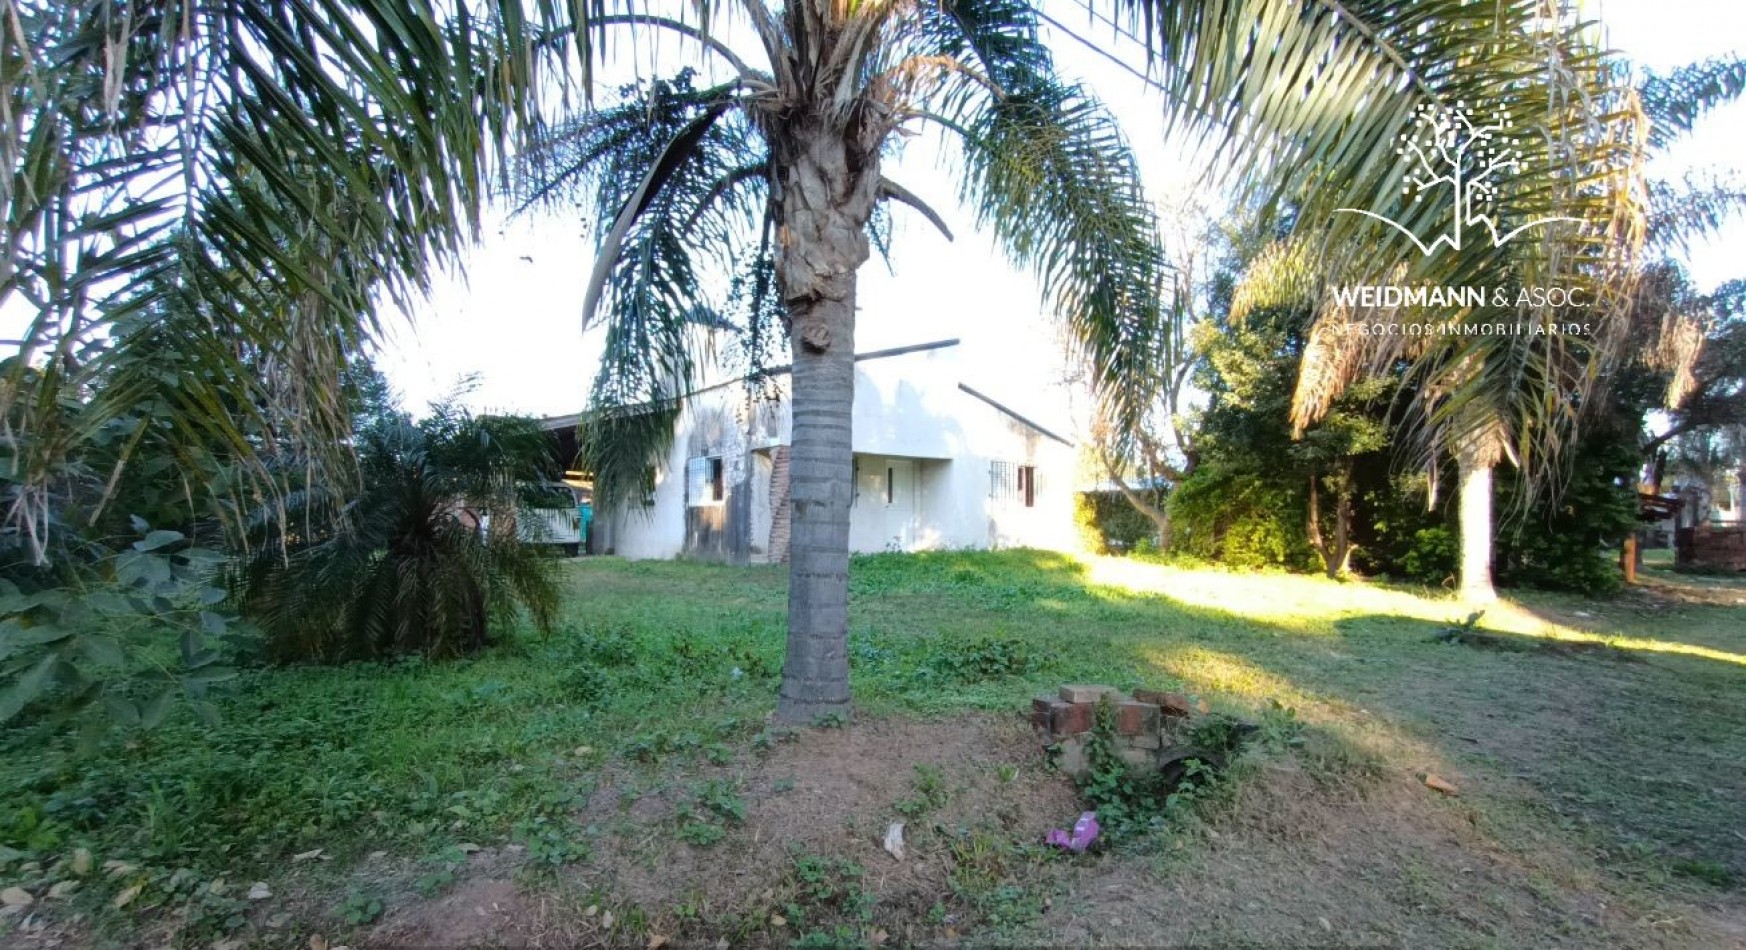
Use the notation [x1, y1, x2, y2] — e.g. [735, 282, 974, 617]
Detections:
[360, 1, 1746, 422]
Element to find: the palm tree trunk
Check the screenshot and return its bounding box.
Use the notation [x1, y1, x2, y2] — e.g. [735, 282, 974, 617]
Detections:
[773, 126, 880, 723]
[1456, 447, 1497, 603]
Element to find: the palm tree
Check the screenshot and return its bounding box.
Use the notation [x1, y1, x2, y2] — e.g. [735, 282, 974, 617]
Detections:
[1280, 54, 1743, 602]
[235, 396, 561, 662]
[2, 0, 576, 560]
[521, 8, 1171, 720]
[527, 1, 1656, 712]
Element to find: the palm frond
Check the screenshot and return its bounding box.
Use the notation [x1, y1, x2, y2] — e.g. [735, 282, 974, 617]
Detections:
[1646, 172, 1746, 253]
[1639, 56, 1746, 149]
[937, 0, 1166, 444]
[1, 0, 593, 560]
[517, 71, 770, 507]
[1108, 0, 1645, 488]
[235, 398, 559, 662]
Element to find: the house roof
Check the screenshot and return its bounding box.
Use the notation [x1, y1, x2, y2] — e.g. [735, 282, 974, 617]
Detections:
[538, 338, 1078, 449]
[538, 339, 962, 432]
[956, 383, 1072, 446]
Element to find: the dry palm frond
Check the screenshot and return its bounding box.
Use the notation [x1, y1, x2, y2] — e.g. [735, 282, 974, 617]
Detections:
[1653, 311, 1707, 410]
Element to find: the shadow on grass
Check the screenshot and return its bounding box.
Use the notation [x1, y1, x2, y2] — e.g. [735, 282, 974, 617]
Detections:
[835, 549, 1746, 889]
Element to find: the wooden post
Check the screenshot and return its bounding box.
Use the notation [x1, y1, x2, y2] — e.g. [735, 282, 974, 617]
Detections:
[1621, 532, 1638, 585]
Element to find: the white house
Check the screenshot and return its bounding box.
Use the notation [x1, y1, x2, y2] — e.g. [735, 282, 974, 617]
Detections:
[557, 338, 1082, 563]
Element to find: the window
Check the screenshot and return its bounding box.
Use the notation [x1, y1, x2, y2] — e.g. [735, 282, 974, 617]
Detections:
[686, 456, 725, 507]
[990, 461, 1038, 507]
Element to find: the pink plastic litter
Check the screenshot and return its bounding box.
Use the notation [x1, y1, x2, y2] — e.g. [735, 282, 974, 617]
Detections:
[1045, 811, 1100, 852]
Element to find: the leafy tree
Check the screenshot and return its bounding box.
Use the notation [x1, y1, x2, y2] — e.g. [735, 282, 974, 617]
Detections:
[1171, 234, 1392, 576]
[1639, 277, 1746, 487]
[1091, 196, 1220, 549]
[1493, 425, 1639, 594]
[234, 395, 560, 662]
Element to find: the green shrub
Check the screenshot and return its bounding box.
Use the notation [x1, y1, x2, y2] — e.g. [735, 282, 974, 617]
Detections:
[1167, 468, 1315, 571]
[1076, 698, 1249, 838]
[1397, 527, 1459, 586]
[1074, 491, 1160, 553]
[918, 635, 1039, 683]
[1494, 430, 1638, 595]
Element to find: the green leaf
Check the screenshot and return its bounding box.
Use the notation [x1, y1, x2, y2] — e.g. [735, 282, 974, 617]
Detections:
[8, 624, 74, 648]
[133, 530, 186, 552]
[199, 611, 228, 635]
[139, 688, 177, 730]
[198, 587, 228, 606]
[187, 700, 221, 727]
[79, 635, 126, 668]
[184, 666, 236, 685]
[0, 653, 60, 722]
[103, 695, 141, 727]
[115, 552, 173, 588]
[75, 714, 110, 756]
[85, 591, 134, 615]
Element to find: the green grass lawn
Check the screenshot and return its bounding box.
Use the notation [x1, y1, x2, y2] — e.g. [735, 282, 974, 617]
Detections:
[3, 550, 1743, 946]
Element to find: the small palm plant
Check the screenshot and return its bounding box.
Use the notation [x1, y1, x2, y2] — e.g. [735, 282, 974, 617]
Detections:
[235, 398, 559, 662]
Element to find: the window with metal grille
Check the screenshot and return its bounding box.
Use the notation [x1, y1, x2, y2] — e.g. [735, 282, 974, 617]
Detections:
[989, 461, 1015, 503]
[990, 461, 1038, 507]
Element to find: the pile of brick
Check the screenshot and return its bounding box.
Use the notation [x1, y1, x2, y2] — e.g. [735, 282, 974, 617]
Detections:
[1678, 525, 1746, 571]
[1029, 684, 1201, 777]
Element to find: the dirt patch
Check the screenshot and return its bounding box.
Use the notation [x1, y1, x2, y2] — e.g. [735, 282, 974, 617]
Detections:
[369, 712, 1081, 946]
[371, 877, 531, 948]
[575, 713, 1077, 917]
[366, 707, 1744, 948]
[1026, 761, 1739, 948]
[1612, 569, 1746, 612]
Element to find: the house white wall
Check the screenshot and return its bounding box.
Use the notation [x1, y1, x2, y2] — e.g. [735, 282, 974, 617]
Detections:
[591, 340, 1082, 561]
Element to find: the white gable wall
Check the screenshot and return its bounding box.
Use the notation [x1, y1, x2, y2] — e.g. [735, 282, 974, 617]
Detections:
[594, 342, 1081, 561]
[921, 390, 1079, 552]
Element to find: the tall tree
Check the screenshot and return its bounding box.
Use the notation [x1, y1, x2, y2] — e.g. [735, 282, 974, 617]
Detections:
[1278, 49, 1744, 602]
[1093, 196, 1219, 550]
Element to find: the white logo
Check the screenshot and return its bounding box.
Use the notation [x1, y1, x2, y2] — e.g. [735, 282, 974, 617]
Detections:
[1336, 102, 1582, 256]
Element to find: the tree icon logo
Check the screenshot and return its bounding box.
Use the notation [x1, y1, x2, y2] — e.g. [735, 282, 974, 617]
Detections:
[1336, 102, 1583, 256]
